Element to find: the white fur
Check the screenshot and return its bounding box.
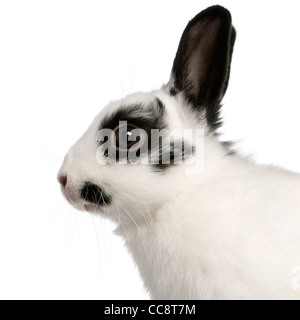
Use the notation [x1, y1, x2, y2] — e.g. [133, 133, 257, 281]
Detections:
[58, 88, 300, 300]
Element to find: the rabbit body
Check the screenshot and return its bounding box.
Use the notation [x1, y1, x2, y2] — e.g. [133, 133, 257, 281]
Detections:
[121, 154, 300, 299]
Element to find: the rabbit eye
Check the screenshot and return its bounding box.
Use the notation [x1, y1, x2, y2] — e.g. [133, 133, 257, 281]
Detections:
[113, 123, 146, 152]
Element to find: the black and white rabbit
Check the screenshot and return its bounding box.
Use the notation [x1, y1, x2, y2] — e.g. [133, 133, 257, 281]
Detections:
[58, 6, 300, 299]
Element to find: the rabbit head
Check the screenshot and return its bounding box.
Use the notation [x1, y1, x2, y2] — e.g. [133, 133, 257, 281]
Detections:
[58, 6, 236, 226]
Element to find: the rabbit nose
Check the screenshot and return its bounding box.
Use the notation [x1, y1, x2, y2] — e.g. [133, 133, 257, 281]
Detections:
[58, 175, 68, 188]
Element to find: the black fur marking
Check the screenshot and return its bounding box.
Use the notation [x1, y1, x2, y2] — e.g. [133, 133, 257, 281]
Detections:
[100, 99, 166, 137]
[156, 97, 165, 110]
[99, 98, 167, 163]
[169, 87, 178, 96]
[170, 5, 236, 132]
[153, 141, 196, 172]
[221, 139, 236, 156]
[99, 98, 196, 172]
[81, 182, 112, 206]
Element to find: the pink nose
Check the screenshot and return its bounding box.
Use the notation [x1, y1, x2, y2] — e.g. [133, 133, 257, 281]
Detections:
[58, 175, 67, 188]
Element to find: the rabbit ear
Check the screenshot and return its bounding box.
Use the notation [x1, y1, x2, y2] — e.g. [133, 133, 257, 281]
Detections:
[170, 6, 236, 129]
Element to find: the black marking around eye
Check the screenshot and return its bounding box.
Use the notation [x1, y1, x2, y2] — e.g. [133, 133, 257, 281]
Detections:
[100, 98, 167, 133]
[98, 98, 196, 172]
[99, 99, 167, 162]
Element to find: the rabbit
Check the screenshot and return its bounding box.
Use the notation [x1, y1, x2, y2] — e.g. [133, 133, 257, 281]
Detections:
[57, 5, 300, 300]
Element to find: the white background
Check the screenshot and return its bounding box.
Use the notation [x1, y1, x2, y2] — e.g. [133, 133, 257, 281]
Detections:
[1, 0, 300, 300]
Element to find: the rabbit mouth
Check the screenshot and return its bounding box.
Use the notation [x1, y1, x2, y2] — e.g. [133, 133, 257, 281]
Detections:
[63, 188, 109, 213]
[59, 178, 112, 212]
[83, 204, 101, 212]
